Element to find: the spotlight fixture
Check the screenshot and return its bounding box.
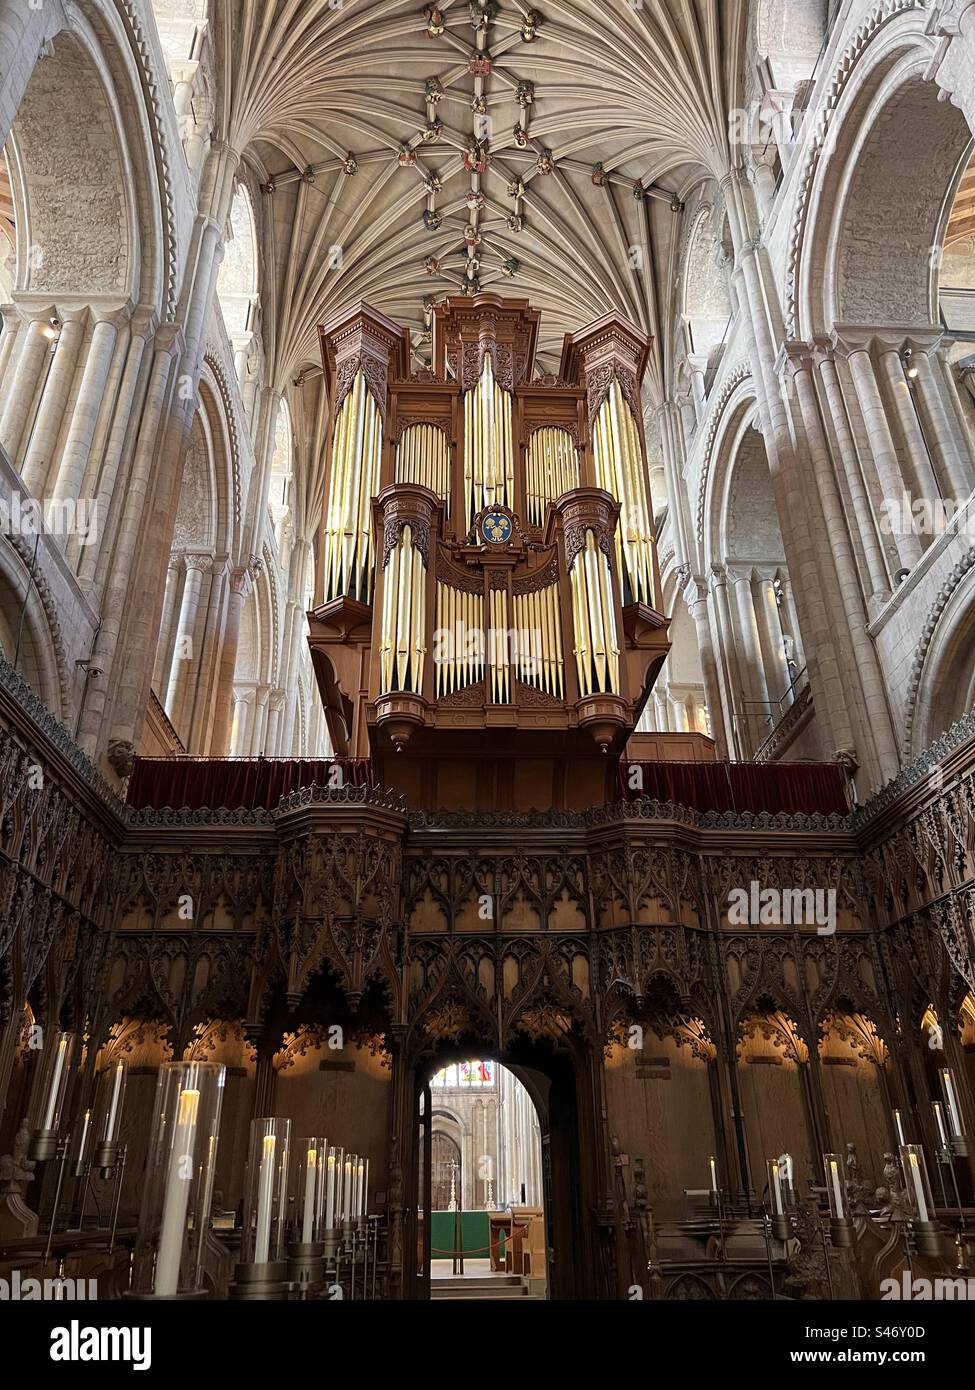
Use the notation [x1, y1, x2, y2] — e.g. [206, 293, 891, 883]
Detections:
[902, 347, 919, 380]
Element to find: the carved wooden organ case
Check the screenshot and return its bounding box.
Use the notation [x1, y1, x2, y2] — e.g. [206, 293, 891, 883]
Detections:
[310, 294, 670, 800]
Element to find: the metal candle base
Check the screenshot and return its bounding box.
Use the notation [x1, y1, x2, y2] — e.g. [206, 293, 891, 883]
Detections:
[911, 1221, 943, 1259]
[287, 1241, 326, 1295]
[94, 1141, 121, 1178]
[229, 1259, 290, 1300]
[771, 1213, 792, 1242]
[830, 1217, 855, 1249]
[29, 1129, 58, 1163]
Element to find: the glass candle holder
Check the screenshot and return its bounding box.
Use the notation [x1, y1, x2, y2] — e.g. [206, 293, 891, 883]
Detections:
[70, 1107, 93, 1179]
[898, 1143, 941, 1256]
[241, 1117, 291, 1267]
[824, 1152, 854, 1246]
[31, 1030, 75, 1160]
[940, 1068, 968, 1154]
[932, 1100, 950, 1153]
[767, 1157, 791, 1241]
[93, 1060, 127, 1172]
[342, 1152, 357, 1230]
[292, 1136, 327, 1247]
[132, 1061, 225, 1298]
[892, 1108, 907, 1146]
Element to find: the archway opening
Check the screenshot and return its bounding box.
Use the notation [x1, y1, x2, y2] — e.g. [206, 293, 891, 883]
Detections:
[421, 1056, 547, 1299]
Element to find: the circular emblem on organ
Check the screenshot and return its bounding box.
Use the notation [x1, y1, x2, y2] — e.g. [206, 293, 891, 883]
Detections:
[481, 511, 512, 544]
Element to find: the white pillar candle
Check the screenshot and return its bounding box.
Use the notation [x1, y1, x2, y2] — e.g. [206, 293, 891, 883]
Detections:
[325, 1151, 337, 1228]
[155, 1087, 200, 1297]
[892, 1109, 906, 1145]
[709, 1155, 718, 1192]
[42, 1037, 69, 1132]
[253, 1133, 277, 1263]
[77, 1108, 92, 1164]
[302, 1146, 317, 1244]
[906, 1151, 929, 1223]
[941, 1069, 965, 1139]
[357, 1159, 365, 1217]
[363, 1158, 370, 1217]
[769, 1159, 783, 1215]
[105, 1063, 124, 1142]
[933, 1101, 950, 1149]
[828, 1158, 846, 1219]
[343, 1158, 353, 1222]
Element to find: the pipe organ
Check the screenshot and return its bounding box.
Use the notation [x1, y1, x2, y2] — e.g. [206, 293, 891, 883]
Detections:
[311, 295, 670, 806]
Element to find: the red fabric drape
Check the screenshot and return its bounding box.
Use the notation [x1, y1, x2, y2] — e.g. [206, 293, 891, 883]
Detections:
[126, 757, 373, 811]
[619, 761, 848, 816]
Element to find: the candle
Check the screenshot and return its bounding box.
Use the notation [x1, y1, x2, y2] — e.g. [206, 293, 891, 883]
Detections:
[76, 1108, 92, 1167]
[932, 1101, 950, 1149]
[769, 1158, 784, 1215]
[363, 1158, 370, 1217]
[253, 1133, 276, 1263]
[343, 1156, 353, 1222]
[155, 1087, 200, 1297]
[104, 1062, 124, 1143]
[326, 1150, 338, 1229]
[941, 1069, 966, 1140]
[892, 1109, 906, 1145]
[709, 1155, 718, 1192]
[357, 1158, 365, 1217]
[828, 1158, 846, 1219]
[42, 1036, 69, 1132]
[906, 1150, 929, 1223]
[302, 1146, 317, 1244]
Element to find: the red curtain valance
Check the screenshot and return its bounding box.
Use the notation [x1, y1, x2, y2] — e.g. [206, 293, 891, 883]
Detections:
[126, 757, 373, 811]
[619, 761, 849, 817]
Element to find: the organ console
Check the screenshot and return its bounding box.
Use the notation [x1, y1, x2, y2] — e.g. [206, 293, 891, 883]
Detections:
[309, 293, 670, 809]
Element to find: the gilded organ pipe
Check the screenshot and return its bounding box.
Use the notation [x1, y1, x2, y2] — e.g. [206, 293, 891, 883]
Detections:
[396, 424, 450, 516]
[526, 428, 579, 526]
[379, 523, 426, 695]
[464, 355, 514, 531]
[323, 371, 383, 604]
[435, 581, 485, 696]
[569, 530, 620, 696]
[592, 378, 654, 608]
[513, 584, 564, 696]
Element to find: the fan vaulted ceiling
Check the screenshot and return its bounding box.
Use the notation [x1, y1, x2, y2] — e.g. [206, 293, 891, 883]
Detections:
[213, 0, 746, 391]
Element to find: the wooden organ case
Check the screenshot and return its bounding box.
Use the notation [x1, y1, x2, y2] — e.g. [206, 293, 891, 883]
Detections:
[309, 294, 670, 810]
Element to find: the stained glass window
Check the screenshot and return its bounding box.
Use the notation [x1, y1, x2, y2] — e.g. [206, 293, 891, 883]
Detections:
[430, 1059, 495, 1088]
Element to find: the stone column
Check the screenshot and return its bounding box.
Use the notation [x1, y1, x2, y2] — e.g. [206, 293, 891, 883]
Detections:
[77, 308, 157, 586]
[730, 566, 771, 752]
[912, 340, 972, 501]
[786, 345, 899, 780]
[152, 557, 184, 699]
[836, 335, 923, 571]
[210, 564, 255, 755]
[0, 302, 21, 389]
[710, 565, 748, 759]
[0, 314, 53, 466]
[814, 344, 890, 605]
[52, 310, 124, 502]
[165, 552, 213, 737]
[686, 353, 709, 424]
[876, 343, 941, 513]
[188, 557, 230, 753]
[753, 572, 792, 711]
[230, 688, 254, 754]
[249, 684, 270, 755]
[684, 576, 728, 758]
[264, 689, 286, 756]
[21, 310, 85, 492]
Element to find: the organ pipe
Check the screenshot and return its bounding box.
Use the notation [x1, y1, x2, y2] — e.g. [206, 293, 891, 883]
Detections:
[463, 355, 514, 532]
[569, 530, 620, 695]
[396, 423, 450, 516]
[512, 584, 564, 696]
[489, 586, 510, 704]
[592, 378, 655, 608]
[323, 371, 383, 604]
[379, 523, 426, 695]
[526, 428, 579, 526]
[435, 581, 485, 696]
